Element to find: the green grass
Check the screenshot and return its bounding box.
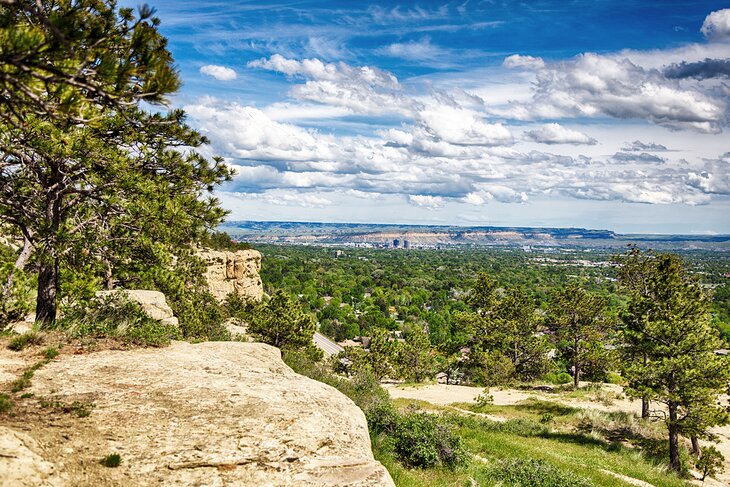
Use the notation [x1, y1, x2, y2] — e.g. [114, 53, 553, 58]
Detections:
[376, 399, 689, 487]
[7, 331, 43, 351]
[460, 425, 686, 486]
[42, 346, 60, 359]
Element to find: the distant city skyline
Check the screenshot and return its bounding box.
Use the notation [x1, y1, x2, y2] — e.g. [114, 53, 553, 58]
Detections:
[122, 1, 730, 234]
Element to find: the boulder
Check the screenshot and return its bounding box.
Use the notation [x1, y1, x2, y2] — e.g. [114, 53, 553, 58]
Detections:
[199, 249, 264, 302]
[0, 427, 57, 487]
[16, 341, 393, 486]
[95, 289, 178, 327]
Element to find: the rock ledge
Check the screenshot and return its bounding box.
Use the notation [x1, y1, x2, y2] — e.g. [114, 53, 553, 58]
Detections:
[13, 341, 393, 486]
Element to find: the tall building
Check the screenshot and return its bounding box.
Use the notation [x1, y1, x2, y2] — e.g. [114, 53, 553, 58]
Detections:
[393, 238, 400, 248]
[403, 239, 410, 249]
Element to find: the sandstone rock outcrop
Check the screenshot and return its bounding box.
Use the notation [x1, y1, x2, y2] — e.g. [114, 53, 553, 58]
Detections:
[95, 289, 178, 327]
[0, 427, 56, 486]
[199, 249, 264, 302]
[7, 341, 392, 486]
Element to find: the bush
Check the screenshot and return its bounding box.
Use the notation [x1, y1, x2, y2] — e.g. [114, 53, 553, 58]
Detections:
[202, 231, 251, 251]
[168, 290, 228, 340]
[544, 371, 573, 385]
[7, 331, 43, 351]
[56, 293, 180, 346]
[0, 393, 12, 413]
[468, 349, 515, 386]
[101, 453, 122, 468]
[484, 458, 593, 486]
[392, 407, 467, 469]
[283, 350, 467, 470]
[605, 372, 624, 385]
[696, 445, 725, 481]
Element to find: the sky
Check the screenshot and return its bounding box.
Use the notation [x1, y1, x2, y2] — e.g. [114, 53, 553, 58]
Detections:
[121, 1, 730, 234]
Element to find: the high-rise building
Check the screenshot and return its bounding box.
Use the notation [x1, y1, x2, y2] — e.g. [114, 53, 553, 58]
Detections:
[403, 239, 410, 249]
[393, 238, 400, 248]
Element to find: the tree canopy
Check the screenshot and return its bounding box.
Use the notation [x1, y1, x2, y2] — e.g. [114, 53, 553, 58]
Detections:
[0, 1, 232, 325]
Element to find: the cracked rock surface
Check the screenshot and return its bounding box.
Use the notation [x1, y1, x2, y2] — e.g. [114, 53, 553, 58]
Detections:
[6, 341, 393, 486]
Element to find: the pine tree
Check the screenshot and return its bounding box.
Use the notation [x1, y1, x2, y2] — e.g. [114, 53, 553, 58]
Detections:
[0, 2, 231, 324]
[547, 284, 612, 388]
[459, 274, 550, 383]
[248, 290, 318, 353]
[397, 325, 436, 383]
[619, 252, 730, 472]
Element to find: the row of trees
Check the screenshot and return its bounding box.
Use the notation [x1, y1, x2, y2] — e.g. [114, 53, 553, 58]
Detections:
[0, 1, 230, 328]
[326, 248, 729, 474]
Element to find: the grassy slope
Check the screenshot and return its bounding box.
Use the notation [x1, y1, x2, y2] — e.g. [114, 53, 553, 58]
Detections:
[377, 398, 689, 487]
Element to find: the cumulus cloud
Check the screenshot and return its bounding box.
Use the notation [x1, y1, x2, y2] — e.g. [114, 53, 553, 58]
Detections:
[510, 53, 727, 133]
[503, 54, 545, 70]
[663, 58, 730, 79]
[621, 140, 669, 152]
[408, 195, 445, 209]
[182, 41, 730, 213]
[524, 123, 597, 145]
[186, 93, 730, 211]
[686, 152, 730, 194]
[701, 9, 730, 41]
[611, 152, 666, 164]
[242, 190, 334, 208]
[416, 104, 514, 146]
[199, 65, 237, 81]
[248, 54, 412, 115]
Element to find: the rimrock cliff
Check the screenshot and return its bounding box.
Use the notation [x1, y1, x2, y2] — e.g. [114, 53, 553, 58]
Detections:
[199, 249, 264, 302]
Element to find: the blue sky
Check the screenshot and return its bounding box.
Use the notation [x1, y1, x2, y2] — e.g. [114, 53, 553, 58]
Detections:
[123, 1, 730, 233]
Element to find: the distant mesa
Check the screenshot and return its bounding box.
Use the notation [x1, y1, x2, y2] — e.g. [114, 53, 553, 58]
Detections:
[219, 221, 730, 250]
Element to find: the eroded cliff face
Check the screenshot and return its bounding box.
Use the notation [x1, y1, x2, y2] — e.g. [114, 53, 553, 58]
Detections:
[199, 249, 264, 302]
[1, 342, 393, 486]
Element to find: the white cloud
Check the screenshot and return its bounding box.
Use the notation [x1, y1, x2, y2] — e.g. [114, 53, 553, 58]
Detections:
[383, 38, 446, 60]
[524, 123, 597, 145]
[621, 140, 669, 152]
[701, 9, 730, 41]
[408, 195, 445, 209]
[508, 53, 727, 133]
[503, 54, 545, 70]
[199, 64, 237, 81]
[189, 44, 730, 214]
[239, 190, 334, 208]
[416, 104, 513, 146]
[249, 54, 412, 116]
[686, 152, 730, 194]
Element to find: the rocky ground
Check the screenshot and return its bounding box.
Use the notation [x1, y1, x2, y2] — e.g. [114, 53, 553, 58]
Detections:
[0, 340, 393, 487]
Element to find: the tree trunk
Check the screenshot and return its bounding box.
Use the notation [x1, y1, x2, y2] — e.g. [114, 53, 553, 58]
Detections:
[641, 353, 650, 418]
[105, 260, 114, 290]
[691, 436, 700, 457]
[642, 397, 650, 419]
[668, 402, 681, 473]
[573, 338, 580, 388]
[35, 256, 59, 326]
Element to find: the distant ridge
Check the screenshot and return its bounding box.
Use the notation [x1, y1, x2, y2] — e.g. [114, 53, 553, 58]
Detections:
[220, 221, 730, 250]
